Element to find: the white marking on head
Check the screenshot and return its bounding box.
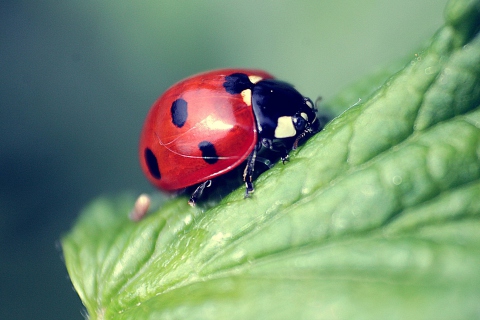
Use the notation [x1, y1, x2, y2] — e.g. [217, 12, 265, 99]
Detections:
[305, 99, 314, 109]
[241, 89, 252, 106]
[275, 116, 296, 138]
[301, 112, 308, 121]
[248, 75, 263, 84]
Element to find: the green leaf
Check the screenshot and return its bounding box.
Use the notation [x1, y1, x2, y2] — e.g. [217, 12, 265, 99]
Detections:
[62, 0, 480, 319]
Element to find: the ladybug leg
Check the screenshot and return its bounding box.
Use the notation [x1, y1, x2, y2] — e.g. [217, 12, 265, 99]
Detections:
[280, 152, 290, 164]
[261, 138, 289, 164]
[243, 148, 258, 198]
[255, 156, 274, 169]
[274, 142, 290, 164]
[188, 180, 212, 206]
[261, 137, 273, 149]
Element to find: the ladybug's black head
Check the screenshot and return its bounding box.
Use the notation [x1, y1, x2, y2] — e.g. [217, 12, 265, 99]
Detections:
[291, 97, 319, 149]
[251, 79, 318, 146]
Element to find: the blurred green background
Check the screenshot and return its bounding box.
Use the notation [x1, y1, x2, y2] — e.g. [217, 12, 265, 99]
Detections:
[0, 1, 448, 319]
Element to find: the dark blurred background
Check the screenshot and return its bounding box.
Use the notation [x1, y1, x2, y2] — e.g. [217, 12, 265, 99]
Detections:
[0, 1, 447, 319]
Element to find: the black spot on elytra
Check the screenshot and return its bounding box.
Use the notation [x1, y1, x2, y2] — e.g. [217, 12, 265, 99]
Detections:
[145, 148, 161, 179]
[198, 141, 219, 164]
[171, 99, 188, 128]
[223, 73, 253, 94]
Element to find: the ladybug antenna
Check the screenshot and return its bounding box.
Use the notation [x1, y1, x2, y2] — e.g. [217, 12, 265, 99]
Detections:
[314, 96, 322, 111]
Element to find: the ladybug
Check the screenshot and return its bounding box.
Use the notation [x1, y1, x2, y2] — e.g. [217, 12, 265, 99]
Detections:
[139, 69, 319, 206]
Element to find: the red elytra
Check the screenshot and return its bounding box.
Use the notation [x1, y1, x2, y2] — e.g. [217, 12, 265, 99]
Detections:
[139, 69, 274, 192]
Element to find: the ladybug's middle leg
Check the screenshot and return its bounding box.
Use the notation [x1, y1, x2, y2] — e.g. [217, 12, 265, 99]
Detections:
[243, 147, 258, 198]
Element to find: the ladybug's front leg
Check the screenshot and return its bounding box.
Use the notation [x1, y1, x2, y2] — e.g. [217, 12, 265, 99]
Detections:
[279, 147, 290, 164]
[243, 148, 258, 198]
[261, 138, 289, 164]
